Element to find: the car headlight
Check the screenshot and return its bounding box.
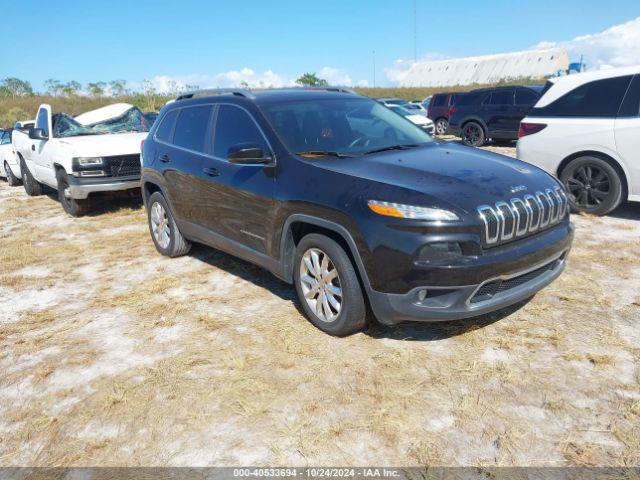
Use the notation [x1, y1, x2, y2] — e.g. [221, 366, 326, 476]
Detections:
[76, 157, 104, 166]
[367, 200, 459, 221]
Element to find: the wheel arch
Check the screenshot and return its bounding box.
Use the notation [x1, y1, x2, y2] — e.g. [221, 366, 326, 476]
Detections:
[279, 214, 372, 292]
[557, 150, 629, 200]
[461, 117, 488, 135]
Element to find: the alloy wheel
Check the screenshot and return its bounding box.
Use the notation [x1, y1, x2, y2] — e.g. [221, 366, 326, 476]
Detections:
[566, 164, 611, 209]
[299, 248, 342, 322]
[463, 124, 481, 145]
[150, 201, 171, 249]
[436, 119, 448, 135]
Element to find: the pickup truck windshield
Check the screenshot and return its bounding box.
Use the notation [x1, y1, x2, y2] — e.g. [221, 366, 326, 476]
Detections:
[261, 97, 432, 157]
[53, 107, 150, 138]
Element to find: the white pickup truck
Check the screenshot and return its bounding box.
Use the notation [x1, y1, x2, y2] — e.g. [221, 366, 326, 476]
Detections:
[13, 103, 149, 216]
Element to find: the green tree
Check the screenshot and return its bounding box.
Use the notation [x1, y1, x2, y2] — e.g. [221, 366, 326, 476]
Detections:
[108, 80, 129, 97]
[295, 73, 328, 87]
[44, 78, 64, 96]
[61, 80, 82, 97]
[86, 81, 106, 97]
[0, 78, 33, 97]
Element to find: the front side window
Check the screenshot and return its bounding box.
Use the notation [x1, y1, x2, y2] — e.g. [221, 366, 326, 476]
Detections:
[262, 97, 433, 156]
[173, 105, 213, 153]
[1, 131, 11, 145]
[155, 109, 178, 143]
[36, 109, 49, 137]
[532, 75, 633, 118]
[213, 105, 269, 159]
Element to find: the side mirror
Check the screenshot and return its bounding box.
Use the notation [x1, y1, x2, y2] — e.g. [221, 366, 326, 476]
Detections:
[28, 128, 48, 140]
[227, 143, 271, 164]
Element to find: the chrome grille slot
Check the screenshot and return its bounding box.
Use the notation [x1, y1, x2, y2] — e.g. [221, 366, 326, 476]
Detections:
[477, 187, 568, 247]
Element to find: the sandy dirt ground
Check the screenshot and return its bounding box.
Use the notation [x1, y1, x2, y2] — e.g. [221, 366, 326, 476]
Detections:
[0, 144, 639, 467]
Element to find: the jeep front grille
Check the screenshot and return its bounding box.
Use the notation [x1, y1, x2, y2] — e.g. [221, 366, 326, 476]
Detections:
[106, 154, 141, 177]
[477, 187, 568, 247]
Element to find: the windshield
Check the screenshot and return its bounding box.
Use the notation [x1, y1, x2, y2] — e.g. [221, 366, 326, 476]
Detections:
[261, 97, 432, 157]
[52, 107, 150, 138]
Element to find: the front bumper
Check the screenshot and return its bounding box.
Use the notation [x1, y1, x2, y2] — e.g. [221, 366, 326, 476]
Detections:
[66, 175, 140, 200]
[367, 223, 573, 325]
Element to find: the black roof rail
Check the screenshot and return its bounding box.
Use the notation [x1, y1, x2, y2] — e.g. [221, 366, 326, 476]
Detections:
[305, 86, 358, 95]
[175, 88, 254, 101]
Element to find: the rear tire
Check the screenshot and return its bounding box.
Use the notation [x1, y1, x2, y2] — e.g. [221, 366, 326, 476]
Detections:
[147, 191, 191, 257]
[294, 233, 367, 336]
[435, 118, 448, 135]
[4, 161, 21, 186]
[21, 159, 43, 196]
[560, 156, 623, 216]
[56, 169, 90, 217]
[461, 121, 485, 147]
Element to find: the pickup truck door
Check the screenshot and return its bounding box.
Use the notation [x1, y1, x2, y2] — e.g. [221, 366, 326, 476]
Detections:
[614, 75, 640, 197]
[31, 105, 56, 186]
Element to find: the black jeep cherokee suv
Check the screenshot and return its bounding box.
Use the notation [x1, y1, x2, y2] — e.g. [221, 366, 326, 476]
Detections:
[141, 88, 573, 336]
[448, 86, 543, 147]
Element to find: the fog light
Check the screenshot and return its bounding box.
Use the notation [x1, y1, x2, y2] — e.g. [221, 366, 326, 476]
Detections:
[417, 289, 428, 302]
[79, 170, 106, 177]
[419, 242, 463, 262]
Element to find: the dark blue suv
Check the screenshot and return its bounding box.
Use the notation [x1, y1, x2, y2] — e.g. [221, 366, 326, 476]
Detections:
[141, 88, 573, 335]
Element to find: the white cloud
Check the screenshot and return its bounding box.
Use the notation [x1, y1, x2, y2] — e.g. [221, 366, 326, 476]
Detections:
[136, 65, 366, 93]
[535, 17, 640, 70]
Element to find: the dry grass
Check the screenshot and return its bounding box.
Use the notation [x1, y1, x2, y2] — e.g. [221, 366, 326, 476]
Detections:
[0, 149, 639, 467]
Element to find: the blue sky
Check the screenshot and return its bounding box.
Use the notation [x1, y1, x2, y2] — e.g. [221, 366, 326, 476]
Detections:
[2, 0, 639, 91]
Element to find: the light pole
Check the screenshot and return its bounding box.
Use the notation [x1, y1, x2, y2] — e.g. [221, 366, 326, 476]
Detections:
[372, 50, 376, 88]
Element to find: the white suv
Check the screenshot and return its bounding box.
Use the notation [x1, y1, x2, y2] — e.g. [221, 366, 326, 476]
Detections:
[517, 66, 640, 215]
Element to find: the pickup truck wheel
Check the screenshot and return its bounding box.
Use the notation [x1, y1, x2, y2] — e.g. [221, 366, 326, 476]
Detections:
[56, 169, 90, 217]
[294, 234, 366, 336]
[461, 121, 485, 147]
[560, 156, 623, 216]
[4, 161, 21, 186]
[21, 159, 43, 196]
[435, 118, 448, 135]
[147, 192, 191, 257]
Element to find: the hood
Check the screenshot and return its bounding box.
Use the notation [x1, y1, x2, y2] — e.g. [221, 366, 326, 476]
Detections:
[313, 142, 560, 215]
[407, 114, 429, 125]
[57, 132, 147, 157]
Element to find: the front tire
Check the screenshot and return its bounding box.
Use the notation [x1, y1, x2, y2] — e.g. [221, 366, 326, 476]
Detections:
[294, 234, 366, 336]
[147, 191, 191, 257]
[560, 156, 623, 216]
[21, 159, 43, 196]
[461, 121, 485, 147]
[435, 118, 448, 135]
[4, 161, 21, 186]
[56, 169, 90, 216]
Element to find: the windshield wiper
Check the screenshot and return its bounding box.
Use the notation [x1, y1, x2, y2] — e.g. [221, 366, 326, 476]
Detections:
[296, 150, 354, 158]
[363, 144, 421, 155]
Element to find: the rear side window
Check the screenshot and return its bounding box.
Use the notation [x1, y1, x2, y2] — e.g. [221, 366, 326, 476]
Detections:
[457, 92, 484, 106]
[487, 90, 514, 105]
[618, 75, 640, 117]
[173, 105, 212, 153]
[515, 89, 539, 105]
[432, 95, 447, 107]
[155, 109, 178, 143]
[532, 75, 633, 118]
[213, 105, 269, 159]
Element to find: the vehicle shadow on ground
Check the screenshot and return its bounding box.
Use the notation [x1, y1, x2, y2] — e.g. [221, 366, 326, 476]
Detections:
[609, 201, 640, 221]
[189, 242, 524, 340]
[42, 187, 144, 216]
[188, 244, 296, 303]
